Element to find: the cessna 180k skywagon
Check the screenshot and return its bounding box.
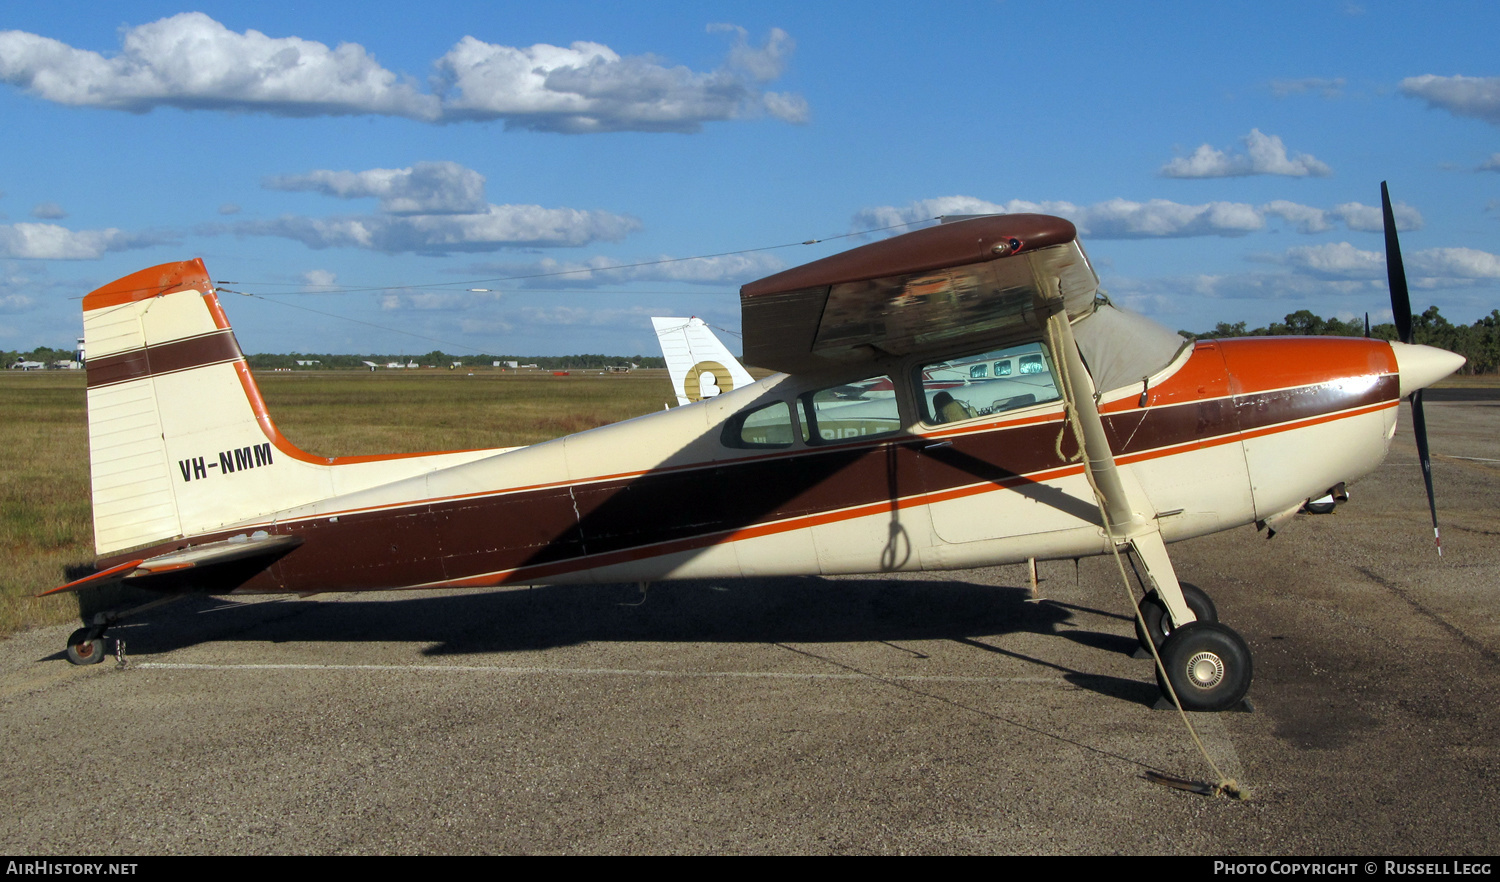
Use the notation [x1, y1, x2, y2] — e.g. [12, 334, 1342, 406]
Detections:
[47, 187, 1463, 712]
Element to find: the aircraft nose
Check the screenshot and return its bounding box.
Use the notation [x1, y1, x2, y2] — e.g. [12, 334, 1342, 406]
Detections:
[1390, 341, 1466, 397]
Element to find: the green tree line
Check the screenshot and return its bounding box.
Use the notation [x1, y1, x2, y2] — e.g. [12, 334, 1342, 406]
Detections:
[241, 351, 667, 371]
[1181, 306, 1500, 374]
[2, 346, 667, 371]
[2, 346, 80, 367]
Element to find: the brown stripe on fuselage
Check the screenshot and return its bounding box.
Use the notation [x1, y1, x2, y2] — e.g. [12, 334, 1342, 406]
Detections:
[86, 330, 243, 389]
[104, 371, 1402, 594]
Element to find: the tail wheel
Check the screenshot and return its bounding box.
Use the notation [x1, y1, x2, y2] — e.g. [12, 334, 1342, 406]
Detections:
[65, 628, 107, 666]
[1155, 621, 1252, 712]
[1136, 582, 1218, 650]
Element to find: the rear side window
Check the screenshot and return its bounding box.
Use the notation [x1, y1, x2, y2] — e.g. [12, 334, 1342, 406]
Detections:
[723, 400, 802, 449]
[801, 376, 901, 443]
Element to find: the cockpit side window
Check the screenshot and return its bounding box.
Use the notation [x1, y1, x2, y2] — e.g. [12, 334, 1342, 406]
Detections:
[917, 341, 1061, 425]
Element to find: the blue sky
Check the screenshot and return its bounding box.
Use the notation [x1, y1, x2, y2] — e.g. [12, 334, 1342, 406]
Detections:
[1, 1, 1497, 358]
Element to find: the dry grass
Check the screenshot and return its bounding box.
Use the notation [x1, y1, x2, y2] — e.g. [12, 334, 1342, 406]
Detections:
[0, 368, 674, 638]
[256, 369, 676, 454]
[0, 372, 91, 636]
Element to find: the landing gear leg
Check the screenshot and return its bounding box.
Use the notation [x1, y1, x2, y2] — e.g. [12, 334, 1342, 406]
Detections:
[1136, 582, 1218, 651]
[1128, 533, 1252, 711]
[61, 594, 183, 666]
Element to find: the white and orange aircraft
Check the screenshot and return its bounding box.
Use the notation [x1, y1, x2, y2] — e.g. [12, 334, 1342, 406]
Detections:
[47, 188, 1463, 713]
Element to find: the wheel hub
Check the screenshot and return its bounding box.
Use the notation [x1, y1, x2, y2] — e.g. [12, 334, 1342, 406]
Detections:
[1186, 651, 1225, 688]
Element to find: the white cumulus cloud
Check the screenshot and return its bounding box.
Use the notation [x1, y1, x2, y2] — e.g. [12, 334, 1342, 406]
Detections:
[1261, 199, 1423, 233]
[855, 197, 1264, 239]
[1260, 200, 1334, 233]
[1160, 129, 1332, 178]
[434, 25, 805, 132]
[0, 12, 439, 119]
[1261, 242, 1500, 286]
[266, 162, 488, 215]
[226, 206, 641, 255]
[855, 196, 1422, 240]
[0, 15, 806, 133]
[1400, 75, 1500, 126]
[1329, 201, 1422, 232]
[379, 290, 503, 311]
[0, 222, 164, 259]
[300, 269, 338, 290]
[1274, 242, 1387, 278]
[1409, 247, 1500, 281]
[225, 160, 641, 254]
[463, 251, 786, 289]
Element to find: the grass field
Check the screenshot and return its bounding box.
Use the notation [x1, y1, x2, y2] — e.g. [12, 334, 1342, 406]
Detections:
[0, 368, 675, 638]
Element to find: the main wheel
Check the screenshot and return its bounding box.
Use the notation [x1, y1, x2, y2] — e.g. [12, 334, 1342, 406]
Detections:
[1155, 621, 1252, 712]
[65, 627, 107, 665]
[1136, 582, 1218, 650]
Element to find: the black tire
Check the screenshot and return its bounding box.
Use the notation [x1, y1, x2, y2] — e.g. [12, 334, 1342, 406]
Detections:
[1155, 621, 1252, 712]
[65, 627, 107, 665]
[1136, 582, 1218, 650]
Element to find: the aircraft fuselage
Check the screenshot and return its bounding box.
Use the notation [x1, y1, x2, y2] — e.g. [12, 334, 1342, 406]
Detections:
[96, 333, 1402, 597]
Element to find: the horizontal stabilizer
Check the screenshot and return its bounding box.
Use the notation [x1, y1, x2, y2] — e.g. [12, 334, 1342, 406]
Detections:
[40, 532, 302, 596]
[38, 559, 147, 596]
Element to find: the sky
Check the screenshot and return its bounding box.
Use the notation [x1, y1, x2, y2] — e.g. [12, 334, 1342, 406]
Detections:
[1, 1, 1497, 359]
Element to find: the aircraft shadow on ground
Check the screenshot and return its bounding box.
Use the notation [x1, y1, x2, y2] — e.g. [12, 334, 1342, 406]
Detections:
[80, 576, 1157, 706]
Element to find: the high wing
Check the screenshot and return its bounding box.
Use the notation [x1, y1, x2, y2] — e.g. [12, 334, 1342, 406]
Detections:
[741, 215, 1098, 373]
[651, 316, 754, 406]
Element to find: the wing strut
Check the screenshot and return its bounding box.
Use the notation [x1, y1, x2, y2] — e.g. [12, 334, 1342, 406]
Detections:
[1044, 310, 1198, 629]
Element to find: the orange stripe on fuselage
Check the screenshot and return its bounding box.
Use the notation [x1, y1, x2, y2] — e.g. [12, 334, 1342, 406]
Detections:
[411, 392, 1400, 591]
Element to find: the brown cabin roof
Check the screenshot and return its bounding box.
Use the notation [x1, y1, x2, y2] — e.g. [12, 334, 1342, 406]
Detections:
[741, 214, 1077, 298]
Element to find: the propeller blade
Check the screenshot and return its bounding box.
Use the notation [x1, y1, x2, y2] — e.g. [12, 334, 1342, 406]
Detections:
[1382, 181, 1413, 344]
[1410, 389, 1443, 556]
[1383, 182, 1443, 556]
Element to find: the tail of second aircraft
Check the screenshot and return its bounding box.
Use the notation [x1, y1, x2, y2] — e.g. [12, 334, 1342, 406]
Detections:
[651, 316, 755, 406]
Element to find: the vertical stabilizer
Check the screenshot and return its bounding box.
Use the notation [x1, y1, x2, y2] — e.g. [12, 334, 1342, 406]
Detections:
[82, 261, 318, 555]
[651, 317, 754, 406]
